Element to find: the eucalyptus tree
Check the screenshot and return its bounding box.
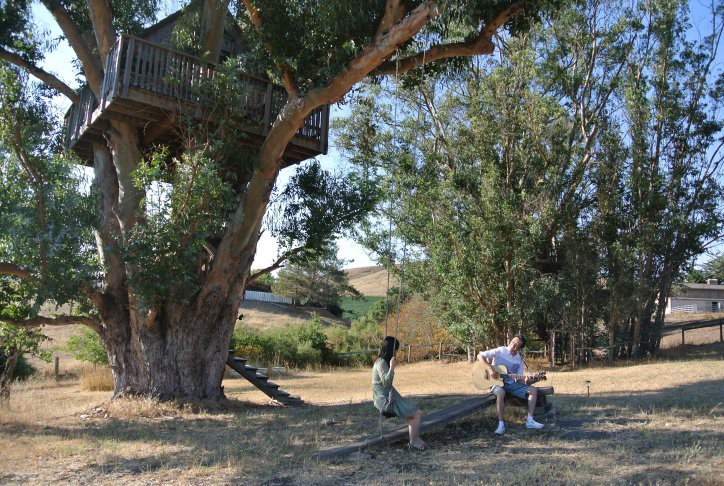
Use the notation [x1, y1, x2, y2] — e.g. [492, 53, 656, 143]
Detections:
[609, 0, 723, 358]
[0, 0, 560, 399]
[337, 0, 632, 348]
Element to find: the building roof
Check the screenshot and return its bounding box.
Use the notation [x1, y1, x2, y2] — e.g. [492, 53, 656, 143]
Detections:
[678, 282, 724, 290]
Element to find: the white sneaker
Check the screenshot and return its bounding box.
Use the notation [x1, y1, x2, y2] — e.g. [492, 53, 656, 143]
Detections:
[494, 422, 505, 435]
[525, 417, 544, 429]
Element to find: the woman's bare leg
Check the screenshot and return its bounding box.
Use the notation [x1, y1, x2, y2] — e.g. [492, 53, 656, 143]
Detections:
[408, 410, 424, 445]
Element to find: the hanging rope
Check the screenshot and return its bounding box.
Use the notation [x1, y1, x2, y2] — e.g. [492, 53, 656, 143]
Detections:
[378, 44, 429, 438]
[383, 47, 401, 338]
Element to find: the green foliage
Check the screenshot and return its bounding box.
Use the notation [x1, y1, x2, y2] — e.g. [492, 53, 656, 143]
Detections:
[231, 317, 332, 367]
[248, 270, 275, 291]
[268, 160, 379, 265]
[337, 295, 385, 321]
[127, 147, 237, 305]
[2, 354, 36, 380]
[234, 0, 561, 94]
[272, 243, 358, 307]
[701, 254, 724, 282]
[340, 0, 723, 357]
[0, 65, 99, 310]
[0, 321, 47, 396]
[64, 328, 108, 366]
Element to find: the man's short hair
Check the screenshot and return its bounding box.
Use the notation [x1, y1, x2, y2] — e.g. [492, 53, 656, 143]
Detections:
[514, 334, 526, 348]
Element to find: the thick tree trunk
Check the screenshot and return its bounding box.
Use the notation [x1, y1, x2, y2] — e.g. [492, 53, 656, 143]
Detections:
[102, 308, 235, 399]
[99, 237, 257, 400]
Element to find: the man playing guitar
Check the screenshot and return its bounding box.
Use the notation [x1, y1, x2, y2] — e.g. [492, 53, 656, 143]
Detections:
[477, 335, 545, 435]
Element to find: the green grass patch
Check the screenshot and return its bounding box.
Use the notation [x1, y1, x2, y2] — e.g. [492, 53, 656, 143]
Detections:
[338, 296, 385, 321]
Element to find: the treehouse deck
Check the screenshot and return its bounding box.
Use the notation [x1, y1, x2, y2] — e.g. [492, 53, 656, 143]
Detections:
[64, 35, 329, 164]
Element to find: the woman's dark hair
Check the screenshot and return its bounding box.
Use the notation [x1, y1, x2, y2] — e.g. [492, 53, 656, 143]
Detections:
[378, 336, 400, 365]
[514, 334, 526, 349]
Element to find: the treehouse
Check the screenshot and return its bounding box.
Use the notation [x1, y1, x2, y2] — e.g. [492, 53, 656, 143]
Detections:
[536, 246, 565, 274]
[63, 10, 329, 165]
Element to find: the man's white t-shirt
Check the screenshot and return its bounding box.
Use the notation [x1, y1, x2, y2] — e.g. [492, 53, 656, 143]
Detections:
[479, 346, 524, 385]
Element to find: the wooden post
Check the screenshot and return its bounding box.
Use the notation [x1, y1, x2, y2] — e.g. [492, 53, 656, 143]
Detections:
[54, 356, 59, 379]
[438, 342, 443, 361]
[406, 345, 411, 363]
[720, 321, 723, 343]
[681, 328, 686, 356]
[550, 331, 555, 368]
[319, 105, 330, 154]
[570, 335, 576, 369]
[121, 37, 134, 97]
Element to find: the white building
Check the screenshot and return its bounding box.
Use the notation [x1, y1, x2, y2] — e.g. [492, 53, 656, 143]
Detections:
[666, 279, 724, 314]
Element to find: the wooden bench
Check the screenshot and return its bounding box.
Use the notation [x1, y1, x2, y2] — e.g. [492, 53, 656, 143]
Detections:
[506, 385, 555, 416]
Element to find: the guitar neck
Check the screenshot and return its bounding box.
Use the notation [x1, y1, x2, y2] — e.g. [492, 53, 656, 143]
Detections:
[500, 372, 541, 382]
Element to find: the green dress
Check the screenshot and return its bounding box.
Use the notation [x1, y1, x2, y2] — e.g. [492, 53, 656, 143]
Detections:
[371, 357, 418, 418]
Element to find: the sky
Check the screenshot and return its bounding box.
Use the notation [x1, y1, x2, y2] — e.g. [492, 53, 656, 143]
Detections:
[29, 0, 723, 271]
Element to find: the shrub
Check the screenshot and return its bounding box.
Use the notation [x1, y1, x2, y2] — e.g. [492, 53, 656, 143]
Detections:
[0, 353, 36, 380]
[231, 318, 332, 368]
[64, 328, 108, 365]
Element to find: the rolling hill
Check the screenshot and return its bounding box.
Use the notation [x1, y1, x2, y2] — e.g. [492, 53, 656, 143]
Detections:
[345, 265, 390, 296]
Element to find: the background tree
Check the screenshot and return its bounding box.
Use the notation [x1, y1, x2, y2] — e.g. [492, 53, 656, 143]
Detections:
[339, 0, 722, 359]
[1, 0, 557, 399]
[272, 244, 358, 309]
[701, 254, 724, 282]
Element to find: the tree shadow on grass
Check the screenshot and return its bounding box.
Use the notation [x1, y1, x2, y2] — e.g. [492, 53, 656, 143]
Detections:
[2, 378, 722, 483]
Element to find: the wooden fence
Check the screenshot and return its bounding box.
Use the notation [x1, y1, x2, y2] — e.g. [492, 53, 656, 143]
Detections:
[337, 342, 465, 362]
[570, 318, 724, 364]
[243, 290, 294, 305]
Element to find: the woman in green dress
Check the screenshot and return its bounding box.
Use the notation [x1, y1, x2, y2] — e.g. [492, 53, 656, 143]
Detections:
[371, 336, 427, 450]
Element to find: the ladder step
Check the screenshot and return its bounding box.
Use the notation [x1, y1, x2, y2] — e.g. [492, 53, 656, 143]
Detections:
[244, 365, 257, 372]
[255, 373, 268, 381]
[274, 390, 290, 397]
[228, 349, 235, 354]
[266, 382, 279, 389]
[232, 357, 247, 363]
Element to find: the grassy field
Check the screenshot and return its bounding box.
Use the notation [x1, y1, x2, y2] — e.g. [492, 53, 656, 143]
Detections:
[338, 295, 385, 322]
[1, 335, 722, 485]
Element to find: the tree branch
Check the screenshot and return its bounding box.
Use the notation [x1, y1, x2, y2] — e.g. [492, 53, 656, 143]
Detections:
[85, 0, 115, 69]
[0, 47, 79, 103]
[307, 1, 440, 107]
[373, 1, 525, 76]
[41, 0, 103, 98]
[240, 0, 299, 95]
[376, 0, 407, 38]
[201, 0, 228, 62]
[248, 247, 306, 281]
[0, 263, 32, 280]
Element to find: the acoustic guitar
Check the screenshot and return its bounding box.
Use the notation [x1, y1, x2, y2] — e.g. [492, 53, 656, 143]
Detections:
[471, 360, 546, 390]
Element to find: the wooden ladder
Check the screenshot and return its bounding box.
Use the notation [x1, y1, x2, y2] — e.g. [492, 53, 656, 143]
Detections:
[226, 351, 303, 406]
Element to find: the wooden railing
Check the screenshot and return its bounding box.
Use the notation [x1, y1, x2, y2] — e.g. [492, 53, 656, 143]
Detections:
[64, 85, 98, 149]
[64, 34, 328, 153]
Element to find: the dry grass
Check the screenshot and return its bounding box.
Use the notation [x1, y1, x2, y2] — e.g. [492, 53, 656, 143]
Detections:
[238, 300, 346, 331]
[79, 366, 114, 392]
[345, 265, 389, 297]
[1, 343, 722, 485]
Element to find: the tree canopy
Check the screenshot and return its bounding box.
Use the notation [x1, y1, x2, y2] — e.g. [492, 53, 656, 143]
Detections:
[339, 0, 723, 358]
[0, 0, 561, 399]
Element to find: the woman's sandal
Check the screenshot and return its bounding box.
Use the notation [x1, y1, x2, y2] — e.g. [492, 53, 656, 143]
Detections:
[408, 441, 428, 450]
